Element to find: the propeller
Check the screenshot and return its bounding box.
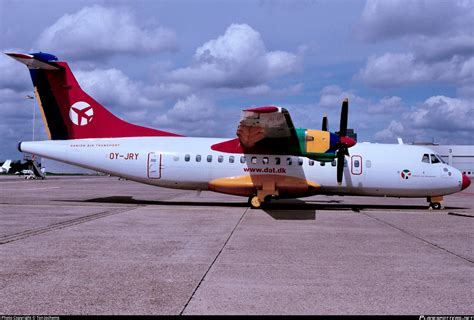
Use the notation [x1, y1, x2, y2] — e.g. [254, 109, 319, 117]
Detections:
[321, 113, 328, 131]
[335, 98, 355, 185]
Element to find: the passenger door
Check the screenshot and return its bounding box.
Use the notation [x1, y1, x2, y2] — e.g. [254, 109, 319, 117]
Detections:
[351, 155, 362, 175]
[147, 152, 162, 179]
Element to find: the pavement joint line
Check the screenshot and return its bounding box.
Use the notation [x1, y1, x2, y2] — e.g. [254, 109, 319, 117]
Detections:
[360, 211, 474, 265]
[179, 206, 249, 315]
[0, 202, 134, 208]
[448, 212, 474, 218]
[0, 206, 138, 245]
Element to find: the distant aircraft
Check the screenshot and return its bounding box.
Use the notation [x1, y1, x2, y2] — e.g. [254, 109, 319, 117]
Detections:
[0, 160, 12, 173]
[15, 167, 46, 179]
[6, 52, 471, 209]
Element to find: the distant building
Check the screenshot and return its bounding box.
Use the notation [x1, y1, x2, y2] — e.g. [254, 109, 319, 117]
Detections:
[412, 143, 474, 178]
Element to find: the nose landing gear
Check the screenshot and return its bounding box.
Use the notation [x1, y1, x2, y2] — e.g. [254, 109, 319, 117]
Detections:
[428, 196, 444, 210]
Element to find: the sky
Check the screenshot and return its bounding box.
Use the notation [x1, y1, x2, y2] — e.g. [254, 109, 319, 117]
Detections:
[0, 0, 473, 160]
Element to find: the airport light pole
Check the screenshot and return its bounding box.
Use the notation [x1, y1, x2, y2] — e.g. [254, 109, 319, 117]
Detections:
[26, 95, 35, 141]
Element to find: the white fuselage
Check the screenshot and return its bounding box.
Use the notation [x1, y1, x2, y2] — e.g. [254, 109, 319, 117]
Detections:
[19, 137, 464, 198]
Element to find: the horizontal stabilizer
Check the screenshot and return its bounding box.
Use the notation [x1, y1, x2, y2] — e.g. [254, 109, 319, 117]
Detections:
[5, 52, 61, 70]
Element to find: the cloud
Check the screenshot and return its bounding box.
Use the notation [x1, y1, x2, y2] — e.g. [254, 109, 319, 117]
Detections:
[355, 52, 474, 90]
[411, 35, 474, 62]
[75, 68, 163, 111]
[374, 120, 405, 142]
[0, 89, 48, 159]
[153, 95, 219, 136]
[36, 5, 177, 61]
[355, 0, 474, 91]
[168, 24, 302, 89]
[409, 96, 474, 131]
[367, 96, 404, 114]
[317, 85, 365, 109]
[375, 95, 474, 143]
[357, 0, 473, 42]
[0, 52, 32, 91]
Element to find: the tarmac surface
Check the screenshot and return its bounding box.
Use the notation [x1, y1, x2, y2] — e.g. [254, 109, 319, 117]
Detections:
[0, 175, 472, 315]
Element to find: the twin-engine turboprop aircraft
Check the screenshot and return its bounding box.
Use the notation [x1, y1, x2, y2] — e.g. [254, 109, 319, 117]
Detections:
[6, 52, 471, 209]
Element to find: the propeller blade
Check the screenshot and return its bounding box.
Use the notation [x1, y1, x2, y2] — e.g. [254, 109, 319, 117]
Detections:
[337, 151, 345, 185]
[322, 114, 328, 131]
[339, 98, 348, 137]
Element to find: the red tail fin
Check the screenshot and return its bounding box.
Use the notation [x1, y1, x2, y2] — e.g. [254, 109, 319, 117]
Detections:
[7, 52, 181, 140]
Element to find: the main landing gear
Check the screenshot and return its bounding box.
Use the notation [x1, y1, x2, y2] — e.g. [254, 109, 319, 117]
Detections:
[428, 196, 444, 210]
[248, 194, 275, 209]
[249, 195, 263, 209]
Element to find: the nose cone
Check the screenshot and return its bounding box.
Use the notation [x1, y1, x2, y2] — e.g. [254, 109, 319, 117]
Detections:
[340, 136, 356, 148]
[461, 174, 471, 191]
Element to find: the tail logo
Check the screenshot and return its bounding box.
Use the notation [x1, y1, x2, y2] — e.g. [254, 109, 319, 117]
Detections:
[69, 101, 94, 126]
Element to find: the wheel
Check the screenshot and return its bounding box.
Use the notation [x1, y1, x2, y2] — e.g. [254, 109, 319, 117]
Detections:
[248, 195, 262, 209]
[430, 202, 442, 210]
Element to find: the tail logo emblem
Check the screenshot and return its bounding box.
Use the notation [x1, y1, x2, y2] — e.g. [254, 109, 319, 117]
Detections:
[69, 101, 94, 126]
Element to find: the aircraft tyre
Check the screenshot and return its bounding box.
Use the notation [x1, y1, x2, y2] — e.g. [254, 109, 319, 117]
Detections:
[430, 202, 442, 210]
[249, 195, 262, 209]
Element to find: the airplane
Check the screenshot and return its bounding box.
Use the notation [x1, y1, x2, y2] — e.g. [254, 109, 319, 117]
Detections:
[5, 51, 471, 210]
[0, 160, 12, 173]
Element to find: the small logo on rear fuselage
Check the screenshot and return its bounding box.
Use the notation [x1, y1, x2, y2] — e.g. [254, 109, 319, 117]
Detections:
[69, 101, 93, 126]
[401, 169, 411, 179]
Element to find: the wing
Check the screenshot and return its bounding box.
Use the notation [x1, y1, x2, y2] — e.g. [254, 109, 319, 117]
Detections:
[212, 106, 302, 155]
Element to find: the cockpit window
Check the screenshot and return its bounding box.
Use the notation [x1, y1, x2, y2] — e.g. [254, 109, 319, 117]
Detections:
[430, 154, 440, 164]
[437, 154, 447, 164]
[422, 154, 430, 163]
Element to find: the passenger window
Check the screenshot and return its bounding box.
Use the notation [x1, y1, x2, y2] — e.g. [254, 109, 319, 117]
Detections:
[344, 159, 348, 167]
[207, 155, 212, 162]
[240, 156, 246, 164]
[354, 160, 360, 168]
[298, 158, 303, 166]
[366, 160, 371, 168]
[331, 160, 336, 167]
[422, 154, 430, 163]
[320, 161, 325, 166]
[173, 155, 179, 161]
[251, 156, 258, 164]
[263, 157, 269, 164]
[229, 156, 235, 163]
[430, 154, 440, 164]
[309, 160, 315, 166]
[275, 157, 281, 165]
[185, 154, 190, 162]
[286, 157, 292, 165]
[196, 155, 201, 162]
[218, 155, 223, 163]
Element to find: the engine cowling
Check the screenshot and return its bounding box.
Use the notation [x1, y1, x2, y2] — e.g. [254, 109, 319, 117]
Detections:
[295, 128, 339, 162]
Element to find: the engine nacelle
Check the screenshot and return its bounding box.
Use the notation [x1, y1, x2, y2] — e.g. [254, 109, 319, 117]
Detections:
[295, 128, 339, 162]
